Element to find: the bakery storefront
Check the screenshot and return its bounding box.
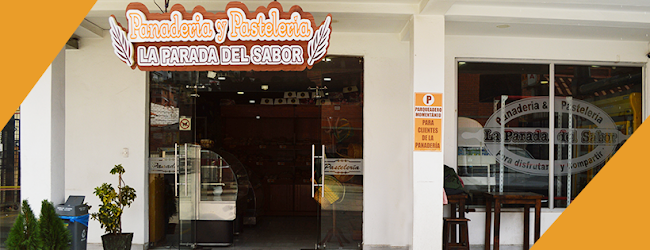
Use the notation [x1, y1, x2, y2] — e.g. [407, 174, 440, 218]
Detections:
[9, 1, 650, 249]
[115, 2, 365, 249]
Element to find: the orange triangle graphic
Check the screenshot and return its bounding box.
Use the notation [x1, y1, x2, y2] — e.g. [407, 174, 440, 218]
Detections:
[532, 115, 650, 249]
[0, 0, 97, 124]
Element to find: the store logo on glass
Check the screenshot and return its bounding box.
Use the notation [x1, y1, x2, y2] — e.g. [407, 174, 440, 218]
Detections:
[462, 97, 626, 176]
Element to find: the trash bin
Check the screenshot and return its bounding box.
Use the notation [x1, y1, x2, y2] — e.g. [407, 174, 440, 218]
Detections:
[56, 196, 89, 250]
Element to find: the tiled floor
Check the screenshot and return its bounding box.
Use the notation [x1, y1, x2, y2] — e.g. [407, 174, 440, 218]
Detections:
[93, 216, 528, 250]
[148, 216, 321, 250]
[225, 216, 319, 250]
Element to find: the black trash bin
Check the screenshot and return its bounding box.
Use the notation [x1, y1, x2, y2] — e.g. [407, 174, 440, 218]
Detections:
[56, 196, 89, 250]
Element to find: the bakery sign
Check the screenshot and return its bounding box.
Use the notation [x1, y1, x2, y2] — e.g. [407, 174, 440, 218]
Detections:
[324, 158, 363, 175]
[109, 1, 332, 71]
[461, 97, 628, 176]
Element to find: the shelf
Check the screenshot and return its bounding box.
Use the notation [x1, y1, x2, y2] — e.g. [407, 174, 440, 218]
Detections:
[225, 144, 312, 151]
[201, 165, 229, 169]
[221, 105, 321, 118]
[201, 183, 226, 186]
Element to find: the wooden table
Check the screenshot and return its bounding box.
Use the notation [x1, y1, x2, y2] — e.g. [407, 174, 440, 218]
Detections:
[484, 192, 542, 250]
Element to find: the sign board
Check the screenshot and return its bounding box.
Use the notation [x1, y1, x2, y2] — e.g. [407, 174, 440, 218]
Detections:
[179, 116, 191, 130]
[324, 158, 363, 175]
[460, 97, 626, 176]
[414, 93, 443, 151]
[149, 157, 175, 174]
[109, 2, 332, 71]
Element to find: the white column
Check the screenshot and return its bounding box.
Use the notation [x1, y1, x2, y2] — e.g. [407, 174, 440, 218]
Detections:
[20, 47, 66, 214]
[411, 15, 445, 250]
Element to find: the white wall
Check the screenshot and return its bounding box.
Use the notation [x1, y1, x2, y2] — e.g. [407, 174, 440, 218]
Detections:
[411, 15, 446, 250]
[444, 35, 650, 245]
[21, 48, 66, 215]
[64, 31, 413, 248]
[329, 32, 413, 248]
[66, 30, 147, 245]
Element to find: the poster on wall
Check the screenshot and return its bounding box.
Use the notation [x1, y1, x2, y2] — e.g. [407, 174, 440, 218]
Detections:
[109, 1, 332, 71]
[414, 93, 443, 151]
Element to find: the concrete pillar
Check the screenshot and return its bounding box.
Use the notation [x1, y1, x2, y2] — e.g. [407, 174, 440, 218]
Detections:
[20, 47, 66, 214]
[411, 15, 445, 249]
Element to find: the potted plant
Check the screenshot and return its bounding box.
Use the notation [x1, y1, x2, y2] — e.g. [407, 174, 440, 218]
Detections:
[91, 164, 137, 250]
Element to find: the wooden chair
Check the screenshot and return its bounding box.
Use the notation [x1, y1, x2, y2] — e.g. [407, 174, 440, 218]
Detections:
[443, 217, 470, 250]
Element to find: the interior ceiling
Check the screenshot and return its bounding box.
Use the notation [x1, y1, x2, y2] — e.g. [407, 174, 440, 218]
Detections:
[80, 0, 650, 41]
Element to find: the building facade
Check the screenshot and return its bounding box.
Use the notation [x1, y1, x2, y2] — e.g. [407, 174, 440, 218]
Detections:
[7, 0, 650, 249]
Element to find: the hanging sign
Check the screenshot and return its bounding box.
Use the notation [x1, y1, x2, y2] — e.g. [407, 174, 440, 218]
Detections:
[324, 159, 363, 175]
[414, 93, 443, 151]
[149, 157, 175, 174]
[109, 2, 332, 71]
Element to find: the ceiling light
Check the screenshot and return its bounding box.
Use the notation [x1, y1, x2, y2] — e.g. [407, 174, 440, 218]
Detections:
[496, 24, 510, 28]
[541, 81, 548, 84]
[325, 58, 332, 62]
[237, 92, 244, 95]
[249, 100, 255, 104]
[323, 77, 331, 81]
[217, 76, 226, 81]
[255, 116, 261, 119]
[261, 85, 269, 90]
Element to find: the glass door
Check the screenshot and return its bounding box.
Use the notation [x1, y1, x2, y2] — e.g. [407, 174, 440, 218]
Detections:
[176, 143, 201, 249]
[314, 101, 363, 249]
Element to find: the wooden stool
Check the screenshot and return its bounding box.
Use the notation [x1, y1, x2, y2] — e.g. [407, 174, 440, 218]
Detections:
[443, 218, 470, 250]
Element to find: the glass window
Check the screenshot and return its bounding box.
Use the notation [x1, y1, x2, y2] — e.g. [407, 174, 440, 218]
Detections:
[457, 61, 642, 208]
[458, 62, 549, 206]
[553, 65, 642, 207]
[0, 110, 20, 246]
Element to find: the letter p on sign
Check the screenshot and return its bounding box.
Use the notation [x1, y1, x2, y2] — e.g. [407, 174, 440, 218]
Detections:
[423, 94, 435, 106]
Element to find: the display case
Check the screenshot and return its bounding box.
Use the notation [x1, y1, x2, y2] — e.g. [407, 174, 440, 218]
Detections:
[199, 150, 237, 218]
[194, 150, 238, 246]
[457, 117, 497, 200]
[172, 148, 242, 246]
[457, 146, 496, 191]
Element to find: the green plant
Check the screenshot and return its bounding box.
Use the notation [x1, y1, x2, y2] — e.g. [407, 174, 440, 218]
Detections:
[39, 200, 71, 250]
[91, 164, 137, 235]
[5, 200, 42, 250]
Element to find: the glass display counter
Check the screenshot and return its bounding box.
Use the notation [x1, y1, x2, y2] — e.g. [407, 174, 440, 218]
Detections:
[198, 150, 238, 220]
[195, 150, 238, 246]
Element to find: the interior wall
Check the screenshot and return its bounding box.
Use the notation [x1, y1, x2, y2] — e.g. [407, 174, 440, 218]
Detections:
[444, 35, 650, 245]
[65, 30, 148, 245]
[328, 32, 413, 248]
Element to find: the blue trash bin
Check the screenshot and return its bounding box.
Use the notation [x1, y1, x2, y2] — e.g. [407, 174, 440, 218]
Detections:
[56, 196, 89, 250]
